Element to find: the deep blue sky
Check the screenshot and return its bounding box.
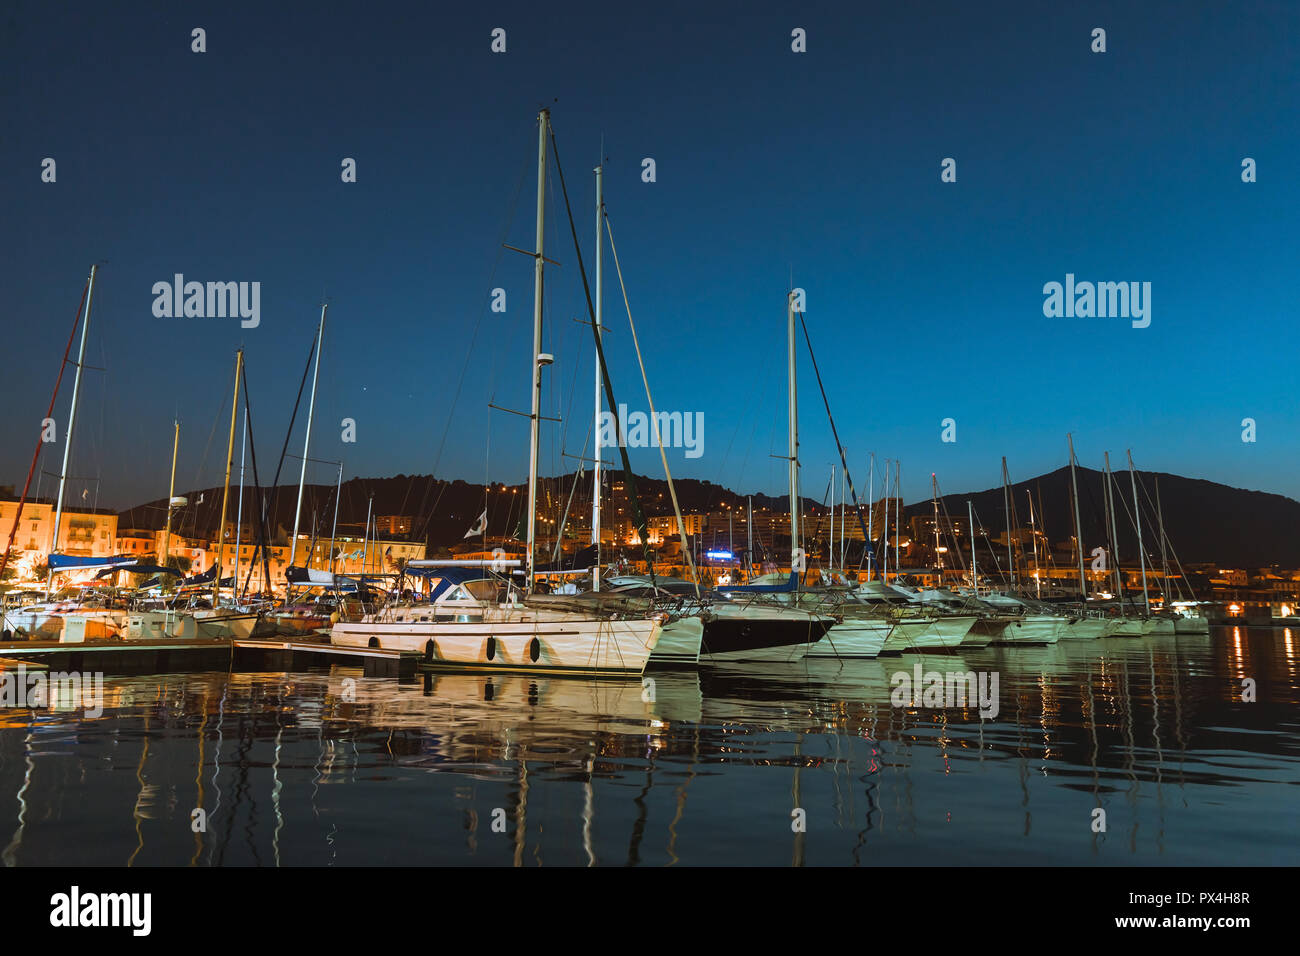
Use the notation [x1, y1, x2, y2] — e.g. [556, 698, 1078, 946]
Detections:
[2, 1, 1296, 513]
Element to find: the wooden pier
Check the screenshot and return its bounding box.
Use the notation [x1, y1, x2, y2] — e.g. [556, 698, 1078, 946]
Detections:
[231, 639, 421, 678]
[0, 637, 420, 679]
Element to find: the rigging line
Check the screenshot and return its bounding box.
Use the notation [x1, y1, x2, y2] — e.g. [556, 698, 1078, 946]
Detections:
[601, 208, 701, 593]
[405, 137, 531, 537]
[239, 362, 273, 599]
[250, 335, 315, 575]
[0, 276, 89, 578]
[796, 312, 875, 567]
[552, 415, 593, 564]
[549, 125, 664, 590]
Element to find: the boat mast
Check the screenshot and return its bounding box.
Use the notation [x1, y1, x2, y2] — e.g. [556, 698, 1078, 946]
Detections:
[361, 493, 373, 580]
[234, 408, 247, 598]
[866, 454, 874, 581]
[1001, 457, 1014, 591]
[47, 263, 97, 587]
[328, 461, 342, 576]
[829, 463, 835, 573]
[893, 460, 901, 577]
[214, 349, 243, 607]
[968, 499, 977, 594]
[525, 109, 550, 592]
[786, 289, 800, 585]
[1104, 452, 1123, 605]
[748, 496, 759, 580]
[1155, 476, 1170, 605]
[839, 465, 846, 571]
[290, 305, 327, 567]
[1027, 489, 1040, 598]
[880, 460, 889, 582]
[1068, 433, 1087, 602]
[932, 474, 941, 583]
[159, 420, 179, 578]
[1127, 450, 1150, 615]
[591, 162, 603, 591]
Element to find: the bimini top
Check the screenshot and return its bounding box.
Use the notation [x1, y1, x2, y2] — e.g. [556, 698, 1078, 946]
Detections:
[402, 565, 499, 602]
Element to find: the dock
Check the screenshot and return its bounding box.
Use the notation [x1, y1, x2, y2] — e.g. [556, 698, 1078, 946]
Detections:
[0, 637, 420, 679]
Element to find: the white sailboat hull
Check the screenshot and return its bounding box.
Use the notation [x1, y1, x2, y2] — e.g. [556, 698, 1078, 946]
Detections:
[649, 617, 703, 666]
[331, 611, 662, 677]
[992, 615, 1064, 645]
[1061, 618, 1108, 640]
[805, 618, 890, 659]
[1174, 616, 1210, 634]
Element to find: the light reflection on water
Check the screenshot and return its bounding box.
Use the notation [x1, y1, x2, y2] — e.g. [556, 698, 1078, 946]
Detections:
[0, 627, 1295, 866]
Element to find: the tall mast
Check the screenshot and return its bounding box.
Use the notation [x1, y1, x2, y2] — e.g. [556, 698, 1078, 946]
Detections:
[786, 289, 800, 584]
[234, 408, 247, 599]
[1068, 433, 1087, 601]
[880, 459, 888, 581]
[1001, 457, 1014, 590]
[1104, 452, 1123, 604]
[214, 349, 243, 607]
[329, 461, 342, 576]
[893, 461, 901, 576]
[1156, 476, 1170, 605]
[839, 462, 846, 570]
[48, 263, 98, 574]
[746, 495, 754, 580]
[361, 493, 373, 580]
[866, 454, 874, 581]
[1027, 488, 1040, 598]
[1127, 450, 1150, 615]
[525, 108, 550, 592]
[290, 305, 327, 566]
[932, 474, 941, 580]
[968, 499, 977, 594]
[159, 420, 179, 575]
[591, 162, 603, 591]
[829, 463, 835, 573]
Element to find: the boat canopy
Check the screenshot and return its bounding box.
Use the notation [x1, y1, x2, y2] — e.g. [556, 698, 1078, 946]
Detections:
[285, 566, 360, 591]
[48, 554, 138, 572]
[94, 564, 180, 579]
[722, 572, 798, 594]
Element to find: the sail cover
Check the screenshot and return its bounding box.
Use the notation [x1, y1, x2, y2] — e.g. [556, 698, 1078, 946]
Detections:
[284, 566, 358, 591]
[48, 554, 139, 572]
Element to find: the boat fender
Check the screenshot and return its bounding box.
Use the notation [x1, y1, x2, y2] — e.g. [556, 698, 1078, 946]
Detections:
[486, 636, 496, 660]
[528, 637, 540, 662]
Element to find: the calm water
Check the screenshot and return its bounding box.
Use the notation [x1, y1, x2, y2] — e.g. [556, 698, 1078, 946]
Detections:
[1, 626, 1295, 866]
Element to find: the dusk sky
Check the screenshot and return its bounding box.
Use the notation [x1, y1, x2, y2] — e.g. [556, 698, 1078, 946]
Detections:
[3, 1, 1296, 514]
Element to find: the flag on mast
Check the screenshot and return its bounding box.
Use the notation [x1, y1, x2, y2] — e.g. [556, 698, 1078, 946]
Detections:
[464, 509, 487, 538]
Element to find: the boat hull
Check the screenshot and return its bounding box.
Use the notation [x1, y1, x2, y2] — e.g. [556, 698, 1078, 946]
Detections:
[804, 618, 890, 659]
[698, 607, 827, 663]
[331, 615, 661, 677]
[648, 617, 703, 667]
[989, 615, 1064, 645]
[1061, 618, 1107, 640]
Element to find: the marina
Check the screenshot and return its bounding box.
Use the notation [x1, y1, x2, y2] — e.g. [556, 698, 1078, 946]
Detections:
[0, 624, 1293, 866]
[0, 2, 1293, 911]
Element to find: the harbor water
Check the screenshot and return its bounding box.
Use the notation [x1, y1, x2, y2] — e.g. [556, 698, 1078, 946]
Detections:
[0, 625, 1295, 866]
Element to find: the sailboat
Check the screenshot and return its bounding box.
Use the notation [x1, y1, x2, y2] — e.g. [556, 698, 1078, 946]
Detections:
[330, 110, 663, 676]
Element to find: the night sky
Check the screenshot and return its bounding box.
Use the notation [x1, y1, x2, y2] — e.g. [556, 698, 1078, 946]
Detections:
[2, 1, 1296, 514]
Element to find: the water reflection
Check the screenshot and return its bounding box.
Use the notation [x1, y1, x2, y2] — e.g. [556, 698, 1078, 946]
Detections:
[0, 627, 1295, 866]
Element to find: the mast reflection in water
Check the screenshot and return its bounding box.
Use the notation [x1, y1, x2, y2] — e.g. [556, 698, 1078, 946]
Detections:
[0, 626, 1295, 866]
